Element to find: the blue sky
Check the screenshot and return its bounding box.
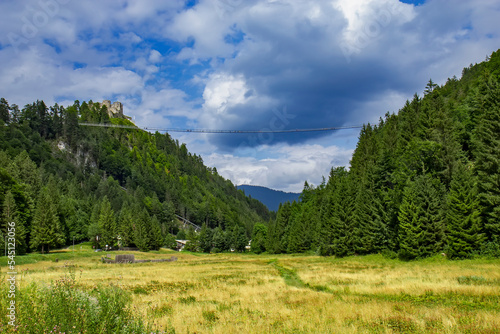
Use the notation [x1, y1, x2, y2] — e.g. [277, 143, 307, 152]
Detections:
[0, 0, 499, 192]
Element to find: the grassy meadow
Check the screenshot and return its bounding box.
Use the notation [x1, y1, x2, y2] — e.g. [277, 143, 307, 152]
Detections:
[1, 245, 500, 333]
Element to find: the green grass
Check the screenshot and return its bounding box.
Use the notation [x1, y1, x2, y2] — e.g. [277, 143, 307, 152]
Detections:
[0, 269, 152, 333]
[2, 250, 500, 333]
[365, 290, 500, 312]
[0, 242, 97, 266]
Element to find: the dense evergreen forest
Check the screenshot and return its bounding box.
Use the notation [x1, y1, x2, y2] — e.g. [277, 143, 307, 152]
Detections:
[0, 99, 271, 254]
[260, 50, 500, 260]
[2, 50, 499, 259]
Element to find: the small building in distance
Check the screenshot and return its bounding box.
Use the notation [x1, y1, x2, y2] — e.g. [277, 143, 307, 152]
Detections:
[176, 240, 189, 251]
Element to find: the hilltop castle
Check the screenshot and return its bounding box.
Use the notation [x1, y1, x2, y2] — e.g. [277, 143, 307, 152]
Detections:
[99, 100, 123, 118]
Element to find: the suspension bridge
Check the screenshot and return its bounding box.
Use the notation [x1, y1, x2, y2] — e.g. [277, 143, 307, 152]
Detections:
[78, 122, 364, 134]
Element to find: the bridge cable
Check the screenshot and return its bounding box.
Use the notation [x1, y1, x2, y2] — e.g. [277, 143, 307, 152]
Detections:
[78, 122, 364, 134]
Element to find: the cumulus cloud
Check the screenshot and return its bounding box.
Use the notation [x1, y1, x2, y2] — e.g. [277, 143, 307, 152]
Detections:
[205, 142, 354, 193]
[171, 0, 500, 151]
[148, 50, 162, 63]
[203, 73, 251, 115]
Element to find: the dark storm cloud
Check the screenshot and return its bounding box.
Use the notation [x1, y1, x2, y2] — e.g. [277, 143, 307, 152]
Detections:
[203, 3, 416, 150]
[194, 0, 499, 151]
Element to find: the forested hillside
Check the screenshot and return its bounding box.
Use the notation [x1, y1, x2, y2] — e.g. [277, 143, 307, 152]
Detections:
[0, 99, 270, 254]
[261, 50, 500, 259]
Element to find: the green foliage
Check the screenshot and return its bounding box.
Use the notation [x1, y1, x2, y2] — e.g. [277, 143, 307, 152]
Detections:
[212, 227, 230, 252]
[117, 206, 134, 247]
[176, 229, 187, 240]
[183, 227, 200, 252]
[397, 180, 422, 261]
[398, 174, 445, 260]
[233, 225, 248, 252]
[198, 223, 213, 253]
[268, 49, 500, 258]
[30, 187, 65, 253]
[164, 233, 177, 250]
[266, 202, 291, 254]
[472, 77, 500, 240]
[98, 196, 116, 248]
[0, 271, 151, 333]
[251, 223, 268, 253]
[149, 215, 164, 251]
[1, 190, 28, 255]
[134, 209, 151, 252]
[1, 50, 500, 258]
[446, 163, 485, 259]
[0, 95, 270, 253]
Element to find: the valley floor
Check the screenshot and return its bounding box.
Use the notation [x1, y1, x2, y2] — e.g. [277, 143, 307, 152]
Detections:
[2, 247, 500, 333]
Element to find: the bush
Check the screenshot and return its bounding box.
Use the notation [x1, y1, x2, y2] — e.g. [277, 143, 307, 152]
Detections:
[381, 249, 398, 259]
[480, 241, 500, 258]
[0, 271, 151, 333]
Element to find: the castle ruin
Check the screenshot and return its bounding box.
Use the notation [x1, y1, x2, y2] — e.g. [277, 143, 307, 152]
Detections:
[100, 100, 123, 118]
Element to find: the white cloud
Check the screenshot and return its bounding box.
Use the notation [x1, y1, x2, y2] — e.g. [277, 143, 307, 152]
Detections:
[137, 88, 196, 119]
[202, 73, 251, 115]
[204, 143, 354, 192]
[148, 50, 162, 63]
[65, 67, 144, 98]
[165, 1, 239, 61]
[119, 32, 143, 44]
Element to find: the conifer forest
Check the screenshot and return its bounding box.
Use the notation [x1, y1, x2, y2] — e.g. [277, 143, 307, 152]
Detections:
[1, 50, 500, 260]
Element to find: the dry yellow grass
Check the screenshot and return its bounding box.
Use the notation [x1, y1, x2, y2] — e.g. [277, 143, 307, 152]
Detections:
[9, 249, 500, 333]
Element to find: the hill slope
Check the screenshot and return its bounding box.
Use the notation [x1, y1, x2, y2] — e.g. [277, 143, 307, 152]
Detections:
[265, 49, 500, 259]
[0, 99, 270, 254]
[237, 185, 300, 211]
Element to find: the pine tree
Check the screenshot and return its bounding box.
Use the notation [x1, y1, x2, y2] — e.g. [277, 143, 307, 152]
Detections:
[266, 202, 291, 254]
[164, 233, 177, 250]
[184, 227, 199, 252]
[287, 202, 308, 253]
[118, 206, 134, 247]
[134, 209, 151, 252]
[98, 196, 116, 249]
[63, 106, 80, 150]
[1, 191, 27, 254]
[8, 151, 40, 201]
[30, 187, 65, 253]
[87, 202, 101, 248]
[212, 227, 227, 252]
[251, 223, 267, 254]
[398, 175, 445, 260]
[415, 175, 446, 257]
[397, 181, 422, 260]
[472, 77, 500, 242]
[148, 215, 164, 251]
[352, 182, 387, 255]
[446, 163, 484, 259]
[317, 167, 354, 257]
[317, 185, 336, 256]
[0, 98, 10, 124]
[198, 223, 213, 253]
[424, 79, 438, 95]
[331, 170, 356, 257]
[233, 226, 248, 252]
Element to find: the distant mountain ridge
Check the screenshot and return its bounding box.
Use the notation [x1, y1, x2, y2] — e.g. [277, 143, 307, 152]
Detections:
[237, 185, 301, 211]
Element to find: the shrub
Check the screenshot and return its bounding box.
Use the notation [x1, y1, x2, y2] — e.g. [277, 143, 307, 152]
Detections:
[0, 272, 151, 333]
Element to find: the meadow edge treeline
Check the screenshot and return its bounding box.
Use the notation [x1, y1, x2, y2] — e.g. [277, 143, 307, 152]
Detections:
[148, 50, 500, 260]
[1, 50, 499, 260]
[0, 98, 271, 254]
[258, 50, 500, 260]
